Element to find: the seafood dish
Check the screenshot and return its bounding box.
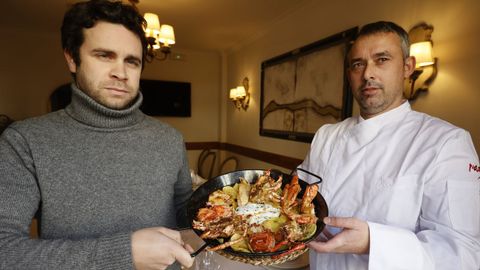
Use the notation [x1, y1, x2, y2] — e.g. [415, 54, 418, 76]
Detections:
[192, 170, 319, 257]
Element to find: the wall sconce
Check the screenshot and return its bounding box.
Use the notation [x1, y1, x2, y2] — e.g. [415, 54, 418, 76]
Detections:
[143, 12, 175, 62]
[405, 22, 438, 100]
[125, 1, 175, 62]
[229, 77, 250, 111]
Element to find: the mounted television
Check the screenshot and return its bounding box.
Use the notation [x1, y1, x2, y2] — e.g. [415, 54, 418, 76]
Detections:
[140, 79, 191, 117]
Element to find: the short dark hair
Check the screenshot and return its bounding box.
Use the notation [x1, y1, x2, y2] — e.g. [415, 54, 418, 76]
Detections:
[355, 21, 410, 59]
[61, 0, 147, 68]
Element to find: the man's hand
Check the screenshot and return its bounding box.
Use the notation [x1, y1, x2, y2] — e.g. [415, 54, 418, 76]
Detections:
[308, 217, 370, 254]
[132, 227, 194, 270]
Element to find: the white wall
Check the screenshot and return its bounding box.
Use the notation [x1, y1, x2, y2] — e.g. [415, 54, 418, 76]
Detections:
[141, 49, 222, 168]
[142, 49, 221, 143]
[225, 0, 480, 170]
[142, 47, 221, 170]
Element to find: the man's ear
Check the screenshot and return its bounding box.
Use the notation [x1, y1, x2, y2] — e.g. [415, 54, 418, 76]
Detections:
[64, 50, 77, 73]
[403, 56, 416, 79]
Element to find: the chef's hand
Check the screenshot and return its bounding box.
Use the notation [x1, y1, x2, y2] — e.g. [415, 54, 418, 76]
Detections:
[132, 227, 194, 270]
[307, 217, 370, 254]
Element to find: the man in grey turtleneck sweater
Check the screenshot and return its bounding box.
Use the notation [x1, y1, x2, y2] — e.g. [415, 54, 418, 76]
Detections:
[0, 1, 194, 269]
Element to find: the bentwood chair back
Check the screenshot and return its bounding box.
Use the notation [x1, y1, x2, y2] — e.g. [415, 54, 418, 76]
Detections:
[197, 149, 217, 179]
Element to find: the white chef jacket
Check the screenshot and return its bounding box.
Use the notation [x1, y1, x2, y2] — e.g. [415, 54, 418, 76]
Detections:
[298, 102, 480, 270]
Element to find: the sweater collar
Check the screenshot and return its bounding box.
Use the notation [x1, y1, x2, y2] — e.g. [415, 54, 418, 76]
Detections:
[65, 83, 144, 129]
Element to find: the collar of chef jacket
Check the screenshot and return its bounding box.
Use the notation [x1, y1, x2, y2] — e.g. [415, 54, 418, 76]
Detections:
[345, 101, 411, 149]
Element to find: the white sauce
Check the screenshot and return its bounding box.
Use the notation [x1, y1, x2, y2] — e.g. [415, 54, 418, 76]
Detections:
[236, 203, 280, 225]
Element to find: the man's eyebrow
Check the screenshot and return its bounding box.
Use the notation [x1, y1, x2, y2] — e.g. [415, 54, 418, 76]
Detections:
[373, 51, 393, 58]
[349, 57, 364, 63]
[91, 49, 141, 63]
[349, 51, 394, 65]
[91, 48, 115, 55]
[125, 55, 142, 64]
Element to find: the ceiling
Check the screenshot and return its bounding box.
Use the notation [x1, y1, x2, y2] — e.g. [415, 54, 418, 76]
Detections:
[1, 0, 308, 52]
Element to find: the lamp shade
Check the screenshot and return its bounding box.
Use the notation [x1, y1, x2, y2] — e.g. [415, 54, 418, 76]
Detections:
[235, 86, 246, 98]
[159, 24, 175, 45]
[144, 13, 161, 37]
[229, 88, 237, 99]
[410, 41, 434, 68]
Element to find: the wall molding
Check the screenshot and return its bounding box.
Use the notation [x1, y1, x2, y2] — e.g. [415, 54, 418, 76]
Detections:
[186, 141, 303, 170]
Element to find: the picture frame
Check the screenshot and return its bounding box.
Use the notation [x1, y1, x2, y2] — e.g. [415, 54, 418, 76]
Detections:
[260, 27, 358, 143]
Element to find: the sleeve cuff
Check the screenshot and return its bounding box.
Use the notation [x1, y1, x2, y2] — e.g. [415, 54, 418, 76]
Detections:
[94, 232, 133, 270]
[368, 221, 433, 270]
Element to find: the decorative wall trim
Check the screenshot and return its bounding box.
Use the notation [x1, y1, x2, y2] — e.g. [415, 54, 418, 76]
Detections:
[185, 141, 221, 150]
[186, 141, 303, 170]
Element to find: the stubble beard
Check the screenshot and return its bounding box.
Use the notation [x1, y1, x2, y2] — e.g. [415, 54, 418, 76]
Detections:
[75, 72, 137, 110]
[356, 84, 403, 118]
[355, 80, 388, 117]
[358, 92, 388, 116]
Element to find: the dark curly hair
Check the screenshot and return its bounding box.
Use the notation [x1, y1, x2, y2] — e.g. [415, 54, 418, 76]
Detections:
[61, 0, 147, 69]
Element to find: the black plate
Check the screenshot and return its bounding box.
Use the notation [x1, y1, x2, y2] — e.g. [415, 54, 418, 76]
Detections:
[186, 169, 328, 257]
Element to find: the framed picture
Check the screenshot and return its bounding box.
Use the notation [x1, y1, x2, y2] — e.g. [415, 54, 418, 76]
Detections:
[260, 27, 358, 143]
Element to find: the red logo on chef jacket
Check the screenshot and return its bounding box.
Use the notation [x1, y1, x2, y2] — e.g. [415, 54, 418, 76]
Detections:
[469, 163, 480, 179]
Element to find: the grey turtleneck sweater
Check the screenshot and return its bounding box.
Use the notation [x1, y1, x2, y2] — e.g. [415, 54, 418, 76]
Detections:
[0, 84, 192, 269]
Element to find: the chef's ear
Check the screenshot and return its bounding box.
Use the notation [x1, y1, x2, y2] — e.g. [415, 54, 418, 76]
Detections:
[403, 56, 416, 78]
[64, 50, 77, 73]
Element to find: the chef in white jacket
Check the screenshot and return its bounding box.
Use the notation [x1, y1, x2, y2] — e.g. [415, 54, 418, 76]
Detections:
[298, 21, 480, 270]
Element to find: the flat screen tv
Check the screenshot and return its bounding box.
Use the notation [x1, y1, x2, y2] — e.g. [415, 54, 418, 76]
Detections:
[140, 79, 191, 117]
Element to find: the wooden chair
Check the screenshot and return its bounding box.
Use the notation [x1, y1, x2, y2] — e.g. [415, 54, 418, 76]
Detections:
[197, 149, 217, 179]
[218, 156, 239, 175]
[30, 218, 39, 239]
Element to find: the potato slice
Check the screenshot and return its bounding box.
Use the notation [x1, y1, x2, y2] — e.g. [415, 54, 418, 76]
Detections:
[230, 233, 251, 253]
[237, 178, 250, 207]
[208, 190, 232, 206]
[262, 214, 288, 233]
[222, 186, 237, 199]
[233, 183, 239, 193]
[262, 219, 280, 233]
